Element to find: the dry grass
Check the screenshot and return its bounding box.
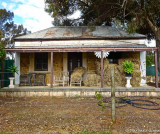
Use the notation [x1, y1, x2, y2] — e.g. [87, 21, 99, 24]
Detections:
[0, 96, 160, 134]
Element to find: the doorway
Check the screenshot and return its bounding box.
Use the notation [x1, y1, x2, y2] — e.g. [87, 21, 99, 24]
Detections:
[68, 52, 82, 77]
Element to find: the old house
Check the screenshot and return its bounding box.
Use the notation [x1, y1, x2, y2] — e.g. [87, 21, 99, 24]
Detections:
[5, 26, 158, 88]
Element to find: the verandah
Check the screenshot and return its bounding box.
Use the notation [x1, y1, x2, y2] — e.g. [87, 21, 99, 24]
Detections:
[5, 47, 159, 88]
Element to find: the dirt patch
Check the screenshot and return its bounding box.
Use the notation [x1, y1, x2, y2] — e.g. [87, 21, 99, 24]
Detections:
[0, 96, 160, 134]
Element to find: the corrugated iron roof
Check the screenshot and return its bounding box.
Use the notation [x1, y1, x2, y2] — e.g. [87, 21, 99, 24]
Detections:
[15, 26, 146, 40]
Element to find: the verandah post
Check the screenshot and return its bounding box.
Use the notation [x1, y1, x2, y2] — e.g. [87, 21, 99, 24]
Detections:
[50, 52, 53, 88]
[111, 66, 116, 123]
[101, 51, 103, 88]
[154, 49, 158, 88]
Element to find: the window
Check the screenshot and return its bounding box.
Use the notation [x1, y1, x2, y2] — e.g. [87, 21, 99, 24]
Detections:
[34, 53, 48, 71]
[107, 52, 121, 64]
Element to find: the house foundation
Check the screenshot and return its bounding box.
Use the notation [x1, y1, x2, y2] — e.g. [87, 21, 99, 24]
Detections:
[0, 87, 160, 97]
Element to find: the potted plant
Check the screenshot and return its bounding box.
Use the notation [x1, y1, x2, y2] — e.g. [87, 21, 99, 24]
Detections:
[7, 65, 19, 77]
[122, 60, 134, 77]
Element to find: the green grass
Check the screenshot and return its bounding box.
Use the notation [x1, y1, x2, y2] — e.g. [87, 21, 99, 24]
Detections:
[0, 132, 13, 134]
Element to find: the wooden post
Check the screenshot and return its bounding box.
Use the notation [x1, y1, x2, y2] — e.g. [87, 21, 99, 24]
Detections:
[154, 50, 159, 88]
[111, 66, 116, 123]
[101, 51, 104, 88]
[50, 52, 53, 88]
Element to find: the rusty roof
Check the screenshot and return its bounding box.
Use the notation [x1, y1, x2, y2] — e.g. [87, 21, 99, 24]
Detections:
[15, 26, 146, 41]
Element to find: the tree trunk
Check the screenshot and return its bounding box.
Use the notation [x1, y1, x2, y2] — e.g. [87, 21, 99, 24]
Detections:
[146, 16, 160, 73]
[156, 37, 160, 73]
[154, 29, 160, 73]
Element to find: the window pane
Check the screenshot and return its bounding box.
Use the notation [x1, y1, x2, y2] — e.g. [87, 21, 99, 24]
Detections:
[35, 53, 48, 71]
[43, 64, 48, 70]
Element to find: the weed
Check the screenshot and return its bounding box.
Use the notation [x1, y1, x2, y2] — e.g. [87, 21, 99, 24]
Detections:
[75, 94, 79, 98]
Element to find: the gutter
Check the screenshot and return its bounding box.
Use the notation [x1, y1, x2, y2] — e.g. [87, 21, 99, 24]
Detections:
[14, 37, 146, 42]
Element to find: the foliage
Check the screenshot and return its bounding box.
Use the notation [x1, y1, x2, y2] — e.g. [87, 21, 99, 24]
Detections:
[44, 0, 160, 74]
[0, 9, 14, 31]
[45, 0, 119, 26]
[0, 9, 31, 49]
[95, 91, 106, 111]
[45, 0, 160, 42]
[146, 52, 154, 67]
[122, 61, 134, 74]
[7, 65, 19, 77]
[0, 43, 6, 61]
[0, 9, 14, 41]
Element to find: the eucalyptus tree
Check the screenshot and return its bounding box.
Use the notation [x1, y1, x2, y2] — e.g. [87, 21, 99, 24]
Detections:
[0, 9, 31, 48]
[45, 0, 160, 70]
[45, 0, 160, 43]
[0, 9, 30, 87]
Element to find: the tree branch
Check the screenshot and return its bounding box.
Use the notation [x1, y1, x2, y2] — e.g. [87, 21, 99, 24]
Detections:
[146, 16, 158, 37]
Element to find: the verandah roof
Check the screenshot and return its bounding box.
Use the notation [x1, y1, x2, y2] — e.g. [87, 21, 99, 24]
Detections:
[5, 47, 158, 52]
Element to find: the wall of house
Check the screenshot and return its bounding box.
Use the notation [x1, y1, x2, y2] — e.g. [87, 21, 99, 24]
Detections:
[87, 52, 99, 71]
[19, 52, 142, 87]
[20, 52, 63, 85]
[20, 53, 30, 74]
[15, 39, 146, 47]
[84, 52, 141, 87]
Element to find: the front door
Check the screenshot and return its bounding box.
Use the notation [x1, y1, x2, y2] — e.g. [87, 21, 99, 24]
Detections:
[68, 52, 82, 77]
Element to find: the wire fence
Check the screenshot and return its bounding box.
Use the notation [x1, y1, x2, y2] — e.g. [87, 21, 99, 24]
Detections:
[0, 72, 11, 88]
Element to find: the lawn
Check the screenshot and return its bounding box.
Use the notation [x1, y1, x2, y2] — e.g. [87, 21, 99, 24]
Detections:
[0, 96, 160, 134]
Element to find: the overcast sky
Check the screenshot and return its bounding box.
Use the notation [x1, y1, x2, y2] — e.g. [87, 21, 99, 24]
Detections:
[0, 0, 53, 32]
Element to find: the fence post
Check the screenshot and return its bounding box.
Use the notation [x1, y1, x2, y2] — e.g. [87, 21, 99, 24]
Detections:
[111, 66, 116, 123]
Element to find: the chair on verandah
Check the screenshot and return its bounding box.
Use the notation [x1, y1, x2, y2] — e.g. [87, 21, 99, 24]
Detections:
[70, 67, 86, 87]
[53, 71, 69, 87]
[33, 73, 46, 86]
[19, 74, 32, 86]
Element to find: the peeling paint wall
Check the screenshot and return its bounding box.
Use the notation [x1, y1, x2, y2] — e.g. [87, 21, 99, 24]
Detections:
[140, 51, 146, 85]
[16, 39, 145, 47]
[15, 52, 20, 85]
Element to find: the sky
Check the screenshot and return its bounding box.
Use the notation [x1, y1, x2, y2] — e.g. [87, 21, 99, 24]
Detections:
[0, 0, 156, 46]
[0, 0, 53, 32]
[0, 0, 81, 33]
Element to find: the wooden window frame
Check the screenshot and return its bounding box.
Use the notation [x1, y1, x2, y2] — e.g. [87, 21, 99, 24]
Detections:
[34, 53, 48, 71]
